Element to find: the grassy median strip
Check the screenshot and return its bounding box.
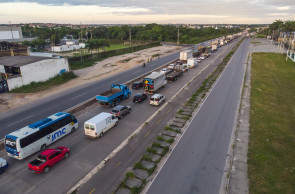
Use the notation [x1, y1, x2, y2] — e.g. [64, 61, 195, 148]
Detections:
[248, 53, 295, 193]
[11, 71, 77, 93]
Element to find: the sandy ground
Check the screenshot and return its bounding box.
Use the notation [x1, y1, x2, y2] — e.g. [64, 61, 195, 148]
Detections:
[0, 45, 182, 113]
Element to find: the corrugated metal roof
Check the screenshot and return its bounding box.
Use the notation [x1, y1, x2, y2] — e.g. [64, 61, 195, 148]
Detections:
[0, 56, 52, 67]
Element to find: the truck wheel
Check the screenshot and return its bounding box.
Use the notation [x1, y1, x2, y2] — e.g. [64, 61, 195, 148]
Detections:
[100, 132, 103, 137]
[43, 166, 50, 173]
[40, 144, 46, 151]
[126, 94, 130, 99]
[71, 127, 76, 133]
[115, 121, 118, 126]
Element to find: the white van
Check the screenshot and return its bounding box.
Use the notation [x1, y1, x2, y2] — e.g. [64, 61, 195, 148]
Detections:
[84, 112, 118, 138]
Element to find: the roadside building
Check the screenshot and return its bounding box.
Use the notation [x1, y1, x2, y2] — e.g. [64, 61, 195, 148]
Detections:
[51, 43, 85, 52]
[0, 56, 69, 91]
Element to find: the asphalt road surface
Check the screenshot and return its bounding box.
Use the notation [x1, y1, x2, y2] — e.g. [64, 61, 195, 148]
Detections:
[146, 38, 250, 194]
[70, 38, 243, 194]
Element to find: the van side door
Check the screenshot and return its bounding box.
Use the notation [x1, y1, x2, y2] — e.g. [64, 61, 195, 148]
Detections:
[104, 117, 112, 133]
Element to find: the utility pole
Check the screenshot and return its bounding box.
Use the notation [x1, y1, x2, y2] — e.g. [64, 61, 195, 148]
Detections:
[9, 21, 14, 43]
[129, 29, 133, 51]
[177, 29, 180, 46]
[80, 22, 83, 62]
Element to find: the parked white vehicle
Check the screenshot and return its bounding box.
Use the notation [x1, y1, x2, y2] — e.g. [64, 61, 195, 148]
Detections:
[84, 112, 118, 138]
[150, 94, 165, 106]
[200, 55, 206, 60]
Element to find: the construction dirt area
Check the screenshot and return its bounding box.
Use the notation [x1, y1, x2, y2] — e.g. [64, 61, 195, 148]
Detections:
[0, 45, 183, 113]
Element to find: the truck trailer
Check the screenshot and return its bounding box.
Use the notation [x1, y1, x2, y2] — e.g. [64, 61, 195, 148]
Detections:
[166, 69, 183, 82]
[180, 50, 193, 61]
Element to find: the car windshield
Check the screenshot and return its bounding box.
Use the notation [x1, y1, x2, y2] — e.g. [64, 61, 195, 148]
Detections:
[112, 109, 120, 113]
[133, 82, 140, 85]
[85, 124, 90, 129]
[135, 94, 142, 98]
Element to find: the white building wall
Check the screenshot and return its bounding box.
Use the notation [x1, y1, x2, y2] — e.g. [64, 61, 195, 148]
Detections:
[0, 65, 5, 73]
[0, 31, 20, 40]
[7, 76, 23, 90]
[19, 58, 69, 85]
[79, 43, 86, 49]
[51, 45, 73, 52]
[72, 45, 80, 50]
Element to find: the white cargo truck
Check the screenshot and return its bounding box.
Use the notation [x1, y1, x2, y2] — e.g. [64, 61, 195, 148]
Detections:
[143, 72, 167, 93]
[84, 112, 118, 138]
[180, 50, 193, 61]
[211, 44, 218, 51]
[187, 58, 198, 68]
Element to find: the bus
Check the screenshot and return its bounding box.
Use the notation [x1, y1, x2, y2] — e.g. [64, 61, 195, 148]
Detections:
[5, 112, 78, 160]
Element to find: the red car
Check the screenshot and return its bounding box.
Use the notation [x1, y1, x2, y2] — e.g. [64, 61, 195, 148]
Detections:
[28, 146, 70, 174]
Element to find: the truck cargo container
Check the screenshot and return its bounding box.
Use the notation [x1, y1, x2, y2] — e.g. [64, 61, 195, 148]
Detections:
[143, 72, 166, 93]
[180, 50, 193, 61]
[187, 58, 198, 68]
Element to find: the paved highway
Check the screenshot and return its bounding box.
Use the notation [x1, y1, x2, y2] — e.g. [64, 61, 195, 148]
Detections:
[69, 38, 242, 194]
[146, 38, 249, 194]
[0, 38, 240, 194]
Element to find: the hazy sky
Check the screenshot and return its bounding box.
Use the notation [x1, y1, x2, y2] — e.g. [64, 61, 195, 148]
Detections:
[0, 0, 294, 24]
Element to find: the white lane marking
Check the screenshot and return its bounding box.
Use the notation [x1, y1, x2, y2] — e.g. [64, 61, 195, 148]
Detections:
[71, 93, 87, 100]
[8, 115, 34, 126]
[144, 38, 244, 193]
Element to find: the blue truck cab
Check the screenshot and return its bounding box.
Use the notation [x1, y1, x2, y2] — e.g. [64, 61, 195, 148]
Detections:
[96, 84, 131, 107]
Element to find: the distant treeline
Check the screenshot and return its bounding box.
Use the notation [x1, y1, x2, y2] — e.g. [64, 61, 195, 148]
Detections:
[21, 23, 240, 44]
[269, 20, 295, 32]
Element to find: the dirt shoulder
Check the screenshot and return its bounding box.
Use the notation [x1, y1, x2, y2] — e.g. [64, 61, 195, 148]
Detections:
[0, 45, 183, 114]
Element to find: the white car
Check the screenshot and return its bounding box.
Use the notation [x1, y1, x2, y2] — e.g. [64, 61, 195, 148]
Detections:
[200, 55, 205, 60]
[0, 158, 8, 174]
[150, 94, 165, 106]
[160, 68, 172, 74]
[168, 64, 176, 69]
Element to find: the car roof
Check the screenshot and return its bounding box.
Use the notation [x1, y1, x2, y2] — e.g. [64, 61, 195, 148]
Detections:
[113, 105, 125, 110]
[135, 93, 144, 96]
[40, 148, 58, 156]
[151, 94, 162, 98]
